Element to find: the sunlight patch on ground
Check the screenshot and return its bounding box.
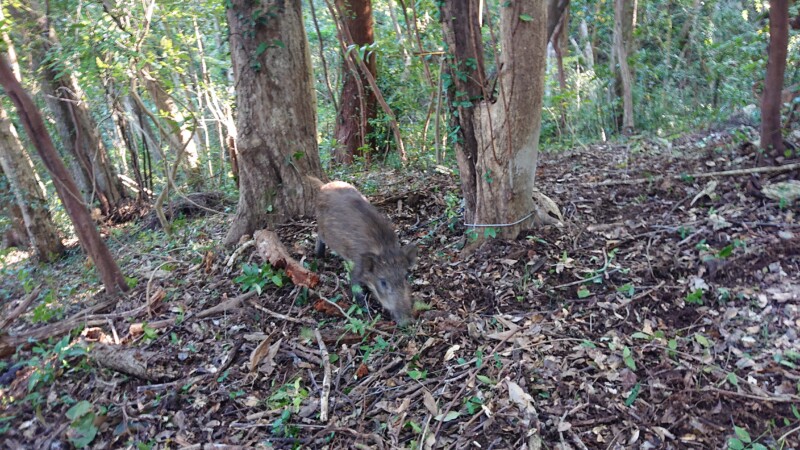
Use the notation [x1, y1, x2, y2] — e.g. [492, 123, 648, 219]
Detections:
[0, 249, 31, 269]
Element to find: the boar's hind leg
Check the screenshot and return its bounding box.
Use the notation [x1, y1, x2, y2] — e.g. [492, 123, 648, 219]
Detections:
[315, 238, 326, 257]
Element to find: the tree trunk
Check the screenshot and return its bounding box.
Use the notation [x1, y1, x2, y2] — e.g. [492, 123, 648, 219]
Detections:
[613, 0, 635, 134]
[140, 70, 205, 190]
[547, 0, 571, 42]
[441, 0, 548, 239]
[0, 171, 28, 250]
[224, 0, 324, 246]
[552, 7, 569, 135]
[760, 0, 789, 162]
[0, 54, 128, 294]
[25, 5, 126, 216]
[333, 0, 378, 165]
[439, 0, 487, 225]
[0, 105, 64, 261]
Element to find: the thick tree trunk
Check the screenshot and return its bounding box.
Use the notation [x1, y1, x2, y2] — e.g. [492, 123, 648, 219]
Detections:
[25, 6, 126, 216]
[760, 0, 789, 162]
[333, 0, 378, 165]
[439, 0, 487, 224]
[0, 105, 64, 261]
[441, 0, 547, 239]
[613, 0, 635, 134]
[472, 0, 548, 239]
[224, 0, 323, 246]
[0, 54, 128, 294]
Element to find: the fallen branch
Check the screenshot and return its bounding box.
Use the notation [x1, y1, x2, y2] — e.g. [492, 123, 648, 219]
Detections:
[253, 229, 319, 289]
[0, 286, 41, 331]
[585, 162, 800, 187]
[315, 329, 332, 423]
[89, 343, 179, 381]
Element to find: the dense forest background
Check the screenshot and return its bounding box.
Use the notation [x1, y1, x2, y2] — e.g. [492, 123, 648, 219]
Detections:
[1, 0, 799, 448]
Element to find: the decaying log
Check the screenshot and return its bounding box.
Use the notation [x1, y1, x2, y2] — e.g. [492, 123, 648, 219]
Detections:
[90, 343, 180, 381]
[253, 229, 319, 288]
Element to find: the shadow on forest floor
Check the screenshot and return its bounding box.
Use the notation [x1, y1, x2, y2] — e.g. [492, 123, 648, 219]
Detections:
[1, 124, 800, 449]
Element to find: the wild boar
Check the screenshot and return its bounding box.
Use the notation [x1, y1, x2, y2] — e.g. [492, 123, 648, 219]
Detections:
[313, 180, 416, 325]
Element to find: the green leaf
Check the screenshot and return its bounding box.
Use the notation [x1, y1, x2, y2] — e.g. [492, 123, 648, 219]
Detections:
[434, 410, 461, 422]
[631, 332, 650, 340]
[623, 346, 636, 370]
[624, 382, 640, 406]
[751, 444, 768, 450]
[577, 287, 591, 298]
[726, 372, 738, 386]
[733, 425, 751, 443]
[694, 333, 711, 348]
[476, 375, 494, 385]
[255, 42, 269, 57]
[718, 244, 733, 258]
[66, 401, 93, 420]
[728, 438, 745, 450]
[519, 14, 533, 22]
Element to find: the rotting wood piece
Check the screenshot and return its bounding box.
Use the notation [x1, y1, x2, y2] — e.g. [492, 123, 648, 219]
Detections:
[90, 343, 179, 381]
[253, 229, 319, 289]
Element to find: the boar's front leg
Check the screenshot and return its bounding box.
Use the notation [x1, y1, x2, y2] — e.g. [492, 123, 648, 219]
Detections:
[349, 257, 369, 308]
[315, 237, 326, 258]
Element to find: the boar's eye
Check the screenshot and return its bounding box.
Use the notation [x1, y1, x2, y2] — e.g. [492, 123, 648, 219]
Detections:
[379, 279, 388, 291]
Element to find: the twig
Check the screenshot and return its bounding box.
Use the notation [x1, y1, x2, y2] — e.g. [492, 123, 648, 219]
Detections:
[314, 329, 332, 423]
[225, 239, 255, 273]
[247, 298, 316, 325]
[585, 162, 800, 187]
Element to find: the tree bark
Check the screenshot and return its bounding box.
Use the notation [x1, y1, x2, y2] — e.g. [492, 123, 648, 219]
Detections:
[140, 70, 205, 190]
[439, 0, 487, 224]
[547, 0, 570, 43]
[760, 0, 789, 162]
[0, 170, 30, 250]
[25, 5, 126, 215]
[613, 0, 635, 134]
[441, 0, 548, 239]
[0, 54, 128, 294]
[224, 0, 324, 245]
[0, 105, 64, 260]
[333, 0, 378, 165]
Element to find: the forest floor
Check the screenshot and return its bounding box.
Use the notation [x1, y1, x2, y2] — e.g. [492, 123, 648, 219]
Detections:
[1, 125, 800, 450]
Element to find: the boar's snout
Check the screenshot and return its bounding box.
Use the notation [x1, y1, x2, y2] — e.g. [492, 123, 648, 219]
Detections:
[358, 245, 416, 325]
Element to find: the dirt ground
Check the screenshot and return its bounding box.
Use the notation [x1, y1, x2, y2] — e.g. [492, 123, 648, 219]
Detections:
[1, 126, 799, 449]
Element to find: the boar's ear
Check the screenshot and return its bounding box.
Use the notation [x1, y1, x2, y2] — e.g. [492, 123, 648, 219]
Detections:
[361, 253, 378, 273]
[403, 244, 417, 267]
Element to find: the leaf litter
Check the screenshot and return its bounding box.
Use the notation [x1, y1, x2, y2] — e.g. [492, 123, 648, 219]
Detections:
[0, 127, 799, 449]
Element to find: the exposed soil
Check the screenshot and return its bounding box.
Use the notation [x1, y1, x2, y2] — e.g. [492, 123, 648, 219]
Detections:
[1, 126, 799, 449]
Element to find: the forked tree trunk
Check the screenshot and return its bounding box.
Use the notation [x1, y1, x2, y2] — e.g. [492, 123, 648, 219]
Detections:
[0, 54, 128, 294]
[613, 0, 635, 134]
[0, 105, 64, 261]
[760, 0, 789, 162]
[441, 0, 548, 239]
[439, 0, 487, 224]
[224, 0, 324, 246]
[333, 0, 378, 165]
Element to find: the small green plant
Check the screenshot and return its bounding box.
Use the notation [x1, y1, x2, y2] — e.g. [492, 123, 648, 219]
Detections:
[234, 263, 289, 294]
[26, 335, 87, 393]
[65, 400, 98, 448]
[268, 378, 308, 438]
[31, 290, 65, 324]
[407, 366, 427, 381]
[685, 289, 704, 305]
[727, 425, 767, 450]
